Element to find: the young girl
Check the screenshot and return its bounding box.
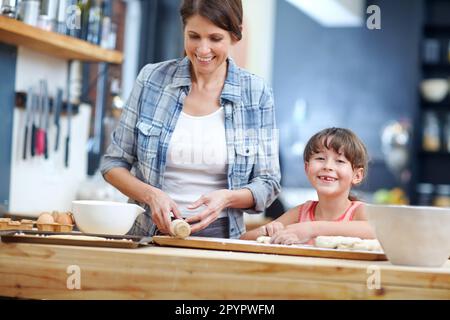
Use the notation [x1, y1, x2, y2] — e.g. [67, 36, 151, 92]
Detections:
[240, 127, 376, 245]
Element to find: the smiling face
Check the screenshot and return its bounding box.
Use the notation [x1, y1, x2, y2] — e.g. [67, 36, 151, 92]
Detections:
[184, 14, 236, 78]
[305, 142, 364, 199]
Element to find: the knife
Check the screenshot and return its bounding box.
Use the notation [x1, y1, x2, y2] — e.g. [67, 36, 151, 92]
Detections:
[65, 61, 73, 168]
[30, 93, 38, 158]
[23, 87, 33, 160]
[54, 88, 63, 151]
[36, 81, 45, 156]
[41, 80, 50, 159]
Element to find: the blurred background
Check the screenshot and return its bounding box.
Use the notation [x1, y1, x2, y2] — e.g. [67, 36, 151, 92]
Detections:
[1, 0, 450, 220]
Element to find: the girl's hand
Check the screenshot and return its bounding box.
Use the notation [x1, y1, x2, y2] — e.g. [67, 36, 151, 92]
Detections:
[262, 221, 285, 236]
[147, 187, 182, 234]
[270, 223, 315, 245]
[185, 190, 231, 233]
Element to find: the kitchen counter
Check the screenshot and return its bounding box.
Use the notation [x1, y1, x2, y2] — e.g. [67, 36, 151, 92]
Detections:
[0, 241, 449, 299]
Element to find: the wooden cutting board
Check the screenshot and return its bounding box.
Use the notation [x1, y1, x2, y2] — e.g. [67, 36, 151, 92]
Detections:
[0, 230, 143, 249]
[152, 236, 388, 261]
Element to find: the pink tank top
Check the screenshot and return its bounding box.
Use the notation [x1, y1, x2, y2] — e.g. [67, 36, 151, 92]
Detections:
[298, 200, 363, 223]
[297, 200, 363, 245]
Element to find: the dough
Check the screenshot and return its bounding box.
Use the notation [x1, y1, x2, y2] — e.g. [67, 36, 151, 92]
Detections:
[46, 235, 107, 241]
[352, 239, 382, 251]
[170, 219, 191, 239]
[315, 236, 382, 252]
[315, 236, 362, 249]
[256, 236, 271, 244]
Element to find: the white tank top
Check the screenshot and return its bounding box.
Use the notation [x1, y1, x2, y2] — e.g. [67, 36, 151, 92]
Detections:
[162, 108, 228, 218]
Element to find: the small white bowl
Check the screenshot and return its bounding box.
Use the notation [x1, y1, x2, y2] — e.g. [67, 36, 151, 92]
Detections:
[72, 200, 145, 235]
[365, 204, 450, 267]
[420, 79, 449, 103]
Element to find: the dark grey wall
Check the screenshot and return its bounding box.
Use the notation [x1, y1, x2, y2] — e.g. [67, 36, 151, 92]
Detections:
[0, 43, 17, 213]
[273, 0, 423, 191]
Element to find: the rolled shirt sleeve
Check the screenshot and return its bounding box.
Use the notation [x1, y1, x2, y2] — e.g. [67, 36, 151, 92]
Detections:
[242, 84, 281, 214]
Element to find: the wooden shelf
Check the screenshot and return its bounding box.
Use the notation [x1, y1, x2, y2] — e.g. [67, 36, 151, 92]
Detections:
[0, 16, 123, 64]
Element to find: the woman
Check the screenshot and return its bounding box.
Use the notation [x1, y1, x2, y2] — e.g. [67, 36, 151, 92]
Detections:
[100, 0, 280, 238]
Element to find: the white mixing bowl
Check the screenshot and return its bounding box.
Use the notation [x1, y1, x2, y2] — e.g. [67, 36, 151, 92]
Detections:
[365, 204, 450, 267]
[72, 200, 145, 235]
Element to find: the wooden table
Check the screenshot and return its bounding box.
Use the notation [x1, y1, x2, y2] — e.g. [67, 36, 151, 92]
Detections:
[0, 241, 449, 299]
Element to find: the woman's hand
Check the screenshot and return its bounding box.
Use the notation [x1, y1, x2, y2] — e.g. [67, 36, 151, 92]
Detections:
[185, 190, 231, 233]
[146, 187, 182, 234]
[270, 223, 315, 245]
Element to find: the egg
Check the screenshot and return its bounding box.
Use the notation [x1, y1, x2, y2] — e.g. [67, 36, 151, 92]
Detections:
[55, 212, 73, 225]
[37, 213, 55, 224]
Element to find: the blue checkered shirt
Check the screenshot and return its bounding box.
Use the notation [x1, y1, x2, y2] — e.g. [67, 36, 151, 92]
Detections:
[100, 57, 281, 238]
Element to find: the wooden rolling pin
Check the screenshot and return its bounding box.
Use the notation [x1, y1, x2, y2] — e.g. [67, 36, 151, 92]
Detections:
[170, 219, 191, 239]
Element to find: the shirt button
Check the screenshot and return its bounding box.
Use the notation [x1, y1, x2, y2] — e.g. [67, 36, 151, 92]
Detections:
[246, 149, 250, 154]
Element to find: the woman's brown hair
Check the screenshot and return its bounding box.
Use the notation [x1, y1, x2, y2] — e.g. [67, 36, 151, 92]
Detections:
[180, 0, 243, 41]
[303, 128, 369, 200]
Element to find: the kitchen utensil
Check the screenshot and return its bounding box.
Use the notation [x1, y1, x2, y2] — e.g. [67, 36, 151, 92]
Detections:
[41, 79, 50, 159]
[152, 236, 387, 261]
[35, 80, 46, 156]
[22, 87, 33, 160]
[65, 60, 72, 167]
[365, 204, 450, 267]
[420, 78, 449, 103]
[54, 88, 62, 151]
[71, 200, 145, 235]
[30, 93, 38, 157]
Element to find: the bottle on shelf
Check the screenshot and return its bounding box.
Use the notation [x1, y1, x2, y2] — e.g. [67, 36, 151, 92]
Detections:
[433, 184, 450, 208]
[422, 111, 441, 152]
[87, 0, 101, 45]
[78, 0, 91, 41]
[444, 113, 450, 153]
[20, 0, 40, 27]
[38, 0, 58, 31]
[55, 0, 68, 34]
[416, 183, 435, 206]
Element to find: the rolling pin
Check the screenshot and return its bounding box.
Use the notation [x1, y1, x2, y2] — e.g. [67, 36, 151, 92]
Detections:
[170, 219, 191, 239]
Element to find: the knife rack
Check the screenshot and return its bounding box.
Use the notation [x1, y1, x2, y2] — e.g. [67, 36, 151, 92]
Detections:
[14, 91, 80, 116]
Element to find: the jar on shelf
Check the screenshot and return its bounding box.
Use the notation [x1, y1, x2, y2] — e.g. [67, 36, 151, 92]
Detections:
[422, 111, 441, 152]
[444, 113, 450, 153]
[433, 184, 450, 208]
[416, 183, 435, 206]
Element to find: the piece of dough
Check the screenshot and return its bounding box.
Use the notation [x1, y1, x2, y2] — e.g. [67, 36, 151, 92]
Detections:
[256, 236, 271, 244]
[352, 239, 382, 251]
[315, 236, 362, 249]
[170, 219, 191, 239]
[46, 235, 107, 241]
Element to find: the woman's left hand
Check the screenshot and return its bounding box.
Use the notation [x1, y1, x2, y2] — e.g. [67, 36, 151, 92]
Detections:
[185, 190, 231, 233]
[270, 223, 315, 245]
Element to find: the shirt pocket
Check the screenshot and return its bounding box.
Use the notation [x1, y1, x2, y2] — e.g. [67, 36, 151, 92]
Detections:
[233, 139, 258, 179]
[136, 120, 162, 163]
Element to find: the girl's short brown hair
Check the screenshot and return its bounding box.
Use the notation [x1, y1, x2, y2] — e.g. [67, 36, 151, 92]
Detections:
[303, 127, 369, 179]
[180, 0, 243, 41]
